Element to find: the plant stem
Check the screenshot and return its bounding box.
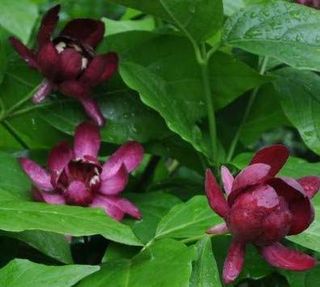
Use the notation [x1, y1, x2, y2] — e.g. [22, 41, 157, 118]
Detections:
[226, 57, 269, 162]
[199, 43, 218, 166]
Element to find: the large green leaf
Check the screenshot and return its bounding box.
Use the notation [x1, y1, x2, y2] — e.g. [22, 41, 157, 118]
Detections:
[155, 196, 222, 241]
[0, 0, 38, 43]
[106, 0, 223, 42]
[0, 201, 142, 246]
[273, 68, 320, 155]
[0, 259, 99, 287]
[190, 236, 222, 287]
[281, 266, 320, 287]
[78, 239, 195, 287]
[223, 0, 268, 16]
[223, 1, 320, 70]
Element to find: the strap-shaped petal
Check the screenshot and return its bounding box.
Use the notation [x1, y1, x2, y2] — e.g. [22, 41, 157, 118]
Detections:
[99, 164, 128, 195]
[79, 97, 106, 127]
[37, 42, 59, 80]
[298, 176, 320, 199]
[9, 37, 38, 69]
[221, 166, 234, 195]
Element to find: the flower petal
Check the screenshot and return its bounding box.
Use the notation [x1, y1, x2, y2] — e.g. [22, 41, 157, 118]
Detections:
[221, 166, 234, 195]
[101, 142, 144, 179]
[60, 19, 105, 48]
[298, 176, 320, 199]
[48, 141, 73, 184]
[37, 42, 59, 80]
[65, 180, 92, 205]
[260, 242, 316, 271]
[250, 145, 289, 177]
[33, 187, 65, 205]
[268, 177, 314, 235]
[79, 97, 105, 127]
[80, 53, 118, 86]
[58, 48, 82, 80]
[205, 169, 229, 218]
[19, 158, 52, 191]
[90, 195, 124, 221]
[37, 5, 60, 47]
[223, 240, 246, 284]
[9, 37, 38, 69]
[59, 80, 89, 98]
[206, 222, 229, 235]
[115, 198, 141, 220]
[74, 122, 101, 160]
[228, 163, 271, 206]
[32, 79, 53, 104]
[99, 164, 128, 195]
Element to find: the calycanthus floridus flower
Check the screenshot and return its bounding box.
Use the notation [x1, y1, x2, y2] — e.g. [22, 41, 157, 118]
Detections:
[10, 5, 118, 126]
[296, 0, 320, 8]
[20, 122, 143, 221]
[205, 145, 320, 284]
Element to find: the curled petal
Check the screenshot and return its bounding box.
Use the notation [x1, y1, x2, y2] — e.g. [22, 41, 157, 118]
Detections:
[37, 42, 59, 80]
[228, 163, 271, 206]
[261, 242, 316, 271]
[58, 48, 82, 80]
[32, 79, 53, 104]
[250, 145, 289, 177]
[101, 142, 144, 179]
[206, 223, 229, 235]
[99, 164, 128, 195]
[19, 158, 52, 192]
[205, 169, 229, 218]
[221, 166, 234, 195]
[74, 122, 100, 160]
[59, 80, 89, 99]
[60, 19, 105, 48]
[80, 53, 118, 86]
[9, 37, 38, 69]
[33, 188, 65, 205]
[298, 176, 320, 199]
[79, 97, 105, 127]
[37, 5, 60, 47]
[90, 196, 124, 221]
[268, 177, 314, 235]
[223, 240, 246, 284]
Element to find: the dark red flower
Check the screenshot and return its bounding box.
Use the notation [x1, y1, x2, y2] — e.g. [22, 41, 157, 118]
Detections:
[20, 122, 143, 221]
[9, 5, 118, 126]
[296, 0, 320, 8]
[205, 145, 320, 284]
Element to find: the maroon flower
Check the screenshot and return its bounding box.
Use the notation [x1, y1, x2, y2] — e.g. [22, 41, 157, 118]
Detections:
[296, 0, 320, 8]
[20, 122, 143, 221]
[9, 5, 118, 126]
[205, 145, 320, 284]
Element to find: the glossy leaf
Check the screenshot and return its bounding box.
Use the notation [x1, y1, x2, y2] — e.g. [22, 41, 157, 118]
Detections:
[0, 259, 99, 287]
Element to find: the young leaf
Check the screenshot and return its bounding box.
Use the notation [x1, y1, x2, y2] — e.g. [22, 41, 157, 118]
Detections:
[0, 259, 99, 287]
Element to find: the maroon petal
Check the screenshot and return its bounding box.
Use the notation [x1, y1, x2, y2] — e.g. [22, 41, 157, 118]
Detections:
[74, 122, 100, 160]
[90, 195, 124, 220]
[59, 80, 89, 98]
[99, 164, 128, 195]
[60, 19, 105, 48]
[32, 79, 53, 104]
[298, 176, 320, 199]
[37, 42, 59, 80]
[228, 163, 271, 206]
[268, 177, 314, 235]
[37, 5, 60, 48]
[206, 223, 229, 235]
[19, 158, 52, 191]
[79, 97, 105, 127]
[205, 169, 229, 218]
[221, 166, 234, 195]
[101, 142, 144, 179]
[58, 48, 82, 80]
[223, 240, 246, 284]
[80, 53, 118, 86]
[115, 198, 141, 219]
[65, 181, 92, 205]
[250, 145, 289, 177]
[33, 188, 65, 205]
[9, 37, 38, 69]
[48, 141, 73, 184]
[261, 242, 316, 271]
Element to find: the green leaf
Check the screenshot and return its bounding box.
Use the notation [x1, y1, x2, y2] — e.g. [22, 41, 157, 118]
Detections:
[0, 259, 99, 287]
[190, 236, 222, 287]
[223, 1, 320, 70]
[273, 68, 320, 155]
[281, 265, 320, 287]
[2, 230, 73, 264]
[125, 192, 182, 243]
[223, 0, 268, 16]
[78, 239, 195, 287]
[155, 196, 222, 241]
[0, 0, 38, 43]
[0, 201, 142, 246]
[106, 0, 223, 42]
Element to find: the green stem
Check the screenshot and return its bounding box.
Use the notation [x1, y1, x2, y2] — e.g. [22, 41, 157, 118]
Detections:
[226, 57, 269, 162]
[199, 43, 218, 166]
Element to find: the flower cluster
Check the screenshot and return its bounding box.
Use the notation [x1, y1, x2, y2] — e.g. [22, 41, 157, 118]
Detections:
[296, 0, 320, 8]
[20, 122, 143, 221]
[205, 145, 320, 284]
[10, 5, 118, 126]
